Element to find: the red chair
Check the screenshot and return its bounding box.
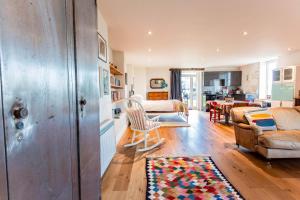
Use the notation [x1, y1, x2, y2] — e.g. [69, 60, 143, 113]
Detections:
[209, 102, 222, 122]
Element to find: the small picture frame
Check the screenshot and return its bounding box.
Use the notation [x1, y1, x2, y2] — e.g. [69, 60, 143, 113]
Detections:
[98, 65, 103, 98]
[103, 69, 109, 95]
[150, 78, 166, 89]
[98, 33, 107, 63]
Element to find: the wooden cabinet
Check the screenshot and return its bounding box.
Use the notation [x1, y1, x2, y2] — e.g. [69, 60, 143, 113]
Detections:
[204, 72, 219, 86]
[283, 67, 295, 82]
[295, 98, 300, 106]
[272, 66, 298, 102]
[204, 71, 242, 86]
[230, 71, 242, 86]
[148, 92, 168, 100]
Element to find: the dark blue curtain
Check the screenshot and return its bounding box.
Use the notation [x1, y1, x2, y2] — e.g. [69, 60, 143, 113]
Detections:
[170, 69, 182, 100]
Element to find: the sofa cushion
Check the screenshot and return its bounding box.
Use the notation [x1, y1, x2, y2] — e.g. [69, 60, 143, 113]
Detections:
[270, 107, 300, 130]
[230, 107, 260, 124]
[258, 130, 300, 150]
[244, 109, 277, 131]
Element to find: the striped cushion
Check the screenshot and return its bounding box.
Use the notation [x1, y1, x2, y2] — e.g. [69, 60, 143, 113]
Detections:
[245, 109, 277, 131]
[126, 108, 161, 130]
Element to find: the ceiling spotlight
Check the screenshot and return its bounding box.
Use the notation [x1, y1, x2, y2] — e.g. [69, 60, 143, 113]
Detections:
[287, 47, 292, 51]
[148, 48, 152, 52]
[148, 31, 152, 35]
[243, 31, 248, 36]
[216, 48, 220, 52]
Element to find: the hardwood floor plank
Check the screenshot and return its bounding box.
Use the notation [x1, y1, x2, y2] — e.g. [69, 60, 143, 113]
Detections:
[102, 110, 300, 200]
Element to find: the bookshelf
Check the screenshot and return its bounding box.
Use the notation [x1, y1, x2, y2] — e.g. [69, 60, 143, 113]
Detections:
[110, 63, 124, 102]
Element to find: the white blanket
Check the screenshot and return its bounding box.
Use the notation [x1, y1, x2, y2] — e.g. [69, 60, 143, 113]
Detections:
[142, 100, 174, 112]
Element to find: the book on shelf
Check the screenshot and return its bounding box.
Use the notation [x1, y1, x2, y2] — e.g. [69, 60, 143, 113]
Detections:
[111, 91, 121, 102]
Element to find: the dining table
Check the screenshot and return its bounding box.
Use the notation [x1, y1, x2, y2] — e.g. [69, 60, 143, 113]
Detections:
[207, 100, 261, 124]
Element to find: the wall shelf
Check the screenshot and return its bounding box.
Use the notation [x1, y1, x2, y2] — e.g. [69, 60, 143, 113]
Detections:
[110, 61, 125, 102]
[111, 84, 124, 89]
[112, 99, 125, 104]
[110, 64, 123, 76]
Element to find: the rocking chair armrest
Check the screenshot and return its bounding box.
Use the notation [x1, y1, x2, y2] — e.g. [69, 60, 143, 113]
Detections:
[148, 115, 160, 122]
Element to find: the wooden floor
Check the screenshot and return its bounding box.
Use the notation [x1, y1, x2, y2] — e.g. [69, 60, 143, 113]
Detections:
[102, 110, 300, 200]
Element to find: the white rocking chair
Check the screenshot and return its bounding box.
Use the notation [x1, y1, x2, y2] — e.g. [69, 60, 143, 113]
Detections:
[124, 98, 164, 152]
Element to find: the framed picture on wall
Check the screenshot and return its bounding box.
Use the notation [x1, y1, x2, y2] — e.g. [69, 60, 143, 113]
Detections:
[125, 73, 128, 85]
[98, 33, 107, 63]
[98, 65, 103, 98]
[103, 69, 109, 95]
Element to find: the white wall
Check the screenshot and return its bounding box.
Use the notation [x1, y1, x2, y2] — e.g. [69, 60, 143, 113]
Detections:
[97, 6, 113, 123]
[240, 63, 260, 95]
[278, 51, 300, 66]
[133, 67, 147, 98]
[127, 66, 170, 99]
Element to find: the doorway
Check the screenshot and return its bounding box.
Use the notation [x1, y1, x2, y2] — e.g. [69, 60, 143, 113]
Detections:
[181, 71, 202, 110]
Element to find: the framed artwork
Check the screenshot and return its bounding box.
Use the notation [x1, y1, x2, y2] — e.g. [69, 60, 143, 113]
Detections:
[103, 69, 109, 95]
[150, 78, 168, 89]
[98, 33, 107, 63]
[125, 73, 128, 85]
[98, 65, 103, 98]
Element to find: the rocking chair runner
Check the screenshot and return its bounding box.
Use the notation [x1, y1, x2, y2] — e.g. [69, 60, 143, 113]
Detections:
[124, 98, 165, 152]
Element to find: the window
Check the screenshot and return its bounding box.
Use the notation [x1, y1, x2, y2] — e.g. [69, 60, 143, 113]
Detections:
[181, 72, 198, 109]
[259, 60, 278, 99]
[266, 60, 278, 96]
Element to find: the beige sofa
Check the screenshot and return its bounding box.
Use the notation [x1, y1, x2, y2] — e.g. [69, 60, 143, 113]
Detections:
[231, 106, 300, 159]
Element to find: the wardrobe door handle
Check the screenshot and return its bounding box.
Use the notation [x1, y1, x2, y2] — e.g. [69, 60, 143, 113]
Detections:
[13, 107, 29, 120]
[79, 97, 87, 117]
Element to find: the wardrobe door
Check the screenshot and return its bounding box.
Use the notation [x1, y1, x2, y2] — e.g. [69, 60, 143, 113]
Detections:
[0, 0, 78, 199]
[73, 0, 101, 199]
[0, 73, 8, 199]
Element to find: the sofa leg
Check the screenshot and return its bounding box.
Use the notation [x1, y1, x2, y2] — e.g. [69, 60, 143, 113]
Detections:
[266, 158, 272, 168]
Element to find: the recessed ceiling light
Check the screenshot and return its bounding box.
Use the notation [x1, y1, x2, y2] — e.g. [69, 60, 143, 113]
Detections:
[216, 48, 220, 52]
[148, 48, 152, 52]
[243, 31, 248, 36]
[287, 47, 292, 51]
[148, 31, 152, 35]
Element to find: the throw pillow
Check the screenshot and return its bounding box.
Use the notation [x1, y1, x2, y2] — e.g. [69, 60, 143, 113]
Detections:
[244, 109, 277, 132]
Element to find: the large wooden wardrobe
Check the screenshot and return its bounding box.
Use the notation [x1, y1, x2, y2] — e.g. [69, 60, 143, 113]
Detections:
[0, 0, 101, 199]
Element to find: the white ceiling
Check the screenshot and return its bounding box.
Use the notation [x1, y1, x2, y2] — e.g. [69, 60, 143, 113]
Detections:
[99, 0, 300, 68]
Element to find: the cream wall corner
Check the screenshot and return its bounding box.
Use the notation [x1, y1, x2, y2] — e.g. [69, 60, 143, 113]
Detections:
[240, 63, 260, 95]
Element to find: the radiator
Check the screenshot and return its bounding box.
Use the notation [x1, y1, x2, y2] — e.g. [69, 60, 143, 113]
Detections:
[100, 119, 116, 176]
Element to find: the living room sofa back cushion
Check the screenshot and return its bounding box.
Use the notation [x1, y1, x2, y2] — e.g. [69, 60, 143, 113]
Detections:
[270, 107, 300, 130]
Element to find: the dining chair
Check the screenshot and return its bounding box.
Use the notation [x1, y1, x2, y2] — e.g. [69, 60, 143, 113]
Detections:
[124, 98, 164, 152]
[209, 101, 222, 122]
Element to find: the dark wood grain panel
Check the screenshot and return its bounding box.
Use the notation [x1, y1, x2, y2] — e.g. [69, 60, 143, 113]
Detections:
[0, 62, 8, 200]
[73, 0, 101, 199]
[0, 0, 78, 199]
[66, 0, 80, 199]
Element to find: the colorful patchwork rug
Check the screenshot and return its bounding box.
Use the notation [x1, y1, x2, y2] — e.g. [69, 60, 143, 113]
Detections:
[146, 156, 244, 200]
